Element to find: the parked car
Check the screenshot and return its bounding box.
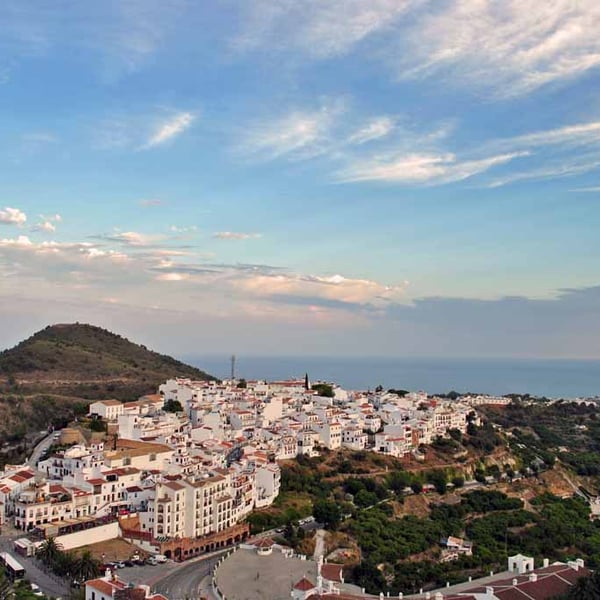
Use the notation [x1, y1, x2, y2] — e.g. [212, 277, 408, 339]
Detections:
[123, 560, 134, 567]
[114, 561, 126, 569]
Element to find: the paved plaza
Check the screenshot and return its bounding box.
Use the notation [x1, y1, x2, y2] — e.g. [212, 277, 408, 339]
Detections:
[216, 548, 319, 600]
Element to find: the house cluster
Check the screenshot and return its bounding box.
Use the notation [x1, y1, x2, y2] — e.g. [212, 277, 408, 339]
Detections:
[0, 395, 280, 553]
[158, 377, 474, 461]
[0, 377, 486, 557]
[284, 552, 588, 600]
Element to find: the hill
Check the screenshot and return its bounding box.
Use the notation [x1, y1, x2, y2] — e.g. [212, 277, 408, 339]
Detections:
[0, 323, 217, 453]
[0, 323, 216, 400]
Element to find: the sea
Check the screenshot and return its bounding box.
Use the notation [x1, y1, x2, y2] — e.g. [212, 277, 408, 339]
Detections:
[184, 355, 600, 399]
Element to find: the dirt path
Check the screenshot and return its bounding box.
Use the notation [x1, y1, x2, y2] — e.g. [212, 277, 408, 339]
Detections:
[313, 529, 326, 560]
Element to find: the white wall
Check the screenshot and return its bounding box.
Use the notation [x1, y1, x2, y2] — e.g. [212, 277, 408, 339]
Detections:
[54, 522, 120, 550]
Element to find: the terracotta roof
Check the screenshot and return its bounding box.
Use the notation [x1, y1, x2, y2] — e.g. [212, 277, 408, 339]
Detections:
[293, 577, 315, 591]
[321, 563, 343, 583]
[255, 537, 274, 548]
[94, 400, 123, 407]
[163, 480, 185, 491]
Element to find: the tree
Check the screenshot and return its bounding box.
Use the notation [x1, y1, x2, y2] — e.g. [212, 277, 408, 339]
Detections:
[312, 383, 334, 398]
[36, 537, 63, 568]
[313, 499, 342, 529]
[236, 379, 247, 389]
[565, 570, 600, 599]
[73, 550, 101, 582]
[163, 399, 183, 413]
[410, 481, 423, 494]
[304, 373, 309, 391]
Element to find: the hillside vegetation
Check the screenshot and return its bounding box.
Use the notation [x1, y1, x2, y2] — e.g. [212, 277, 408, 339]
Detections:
[0, 323, 216, 446]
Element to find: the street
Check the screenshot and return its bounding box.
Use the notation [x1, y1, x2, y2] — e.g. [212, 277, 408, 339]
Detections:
[0, 530, 70, 598]
[27, 432, 55, 470]
[113, 549, 229, 600]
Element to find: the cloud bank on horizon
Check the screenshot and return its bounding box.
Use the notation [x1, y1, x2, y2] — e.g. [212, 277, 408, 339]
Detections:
[1, 1, 600, 358]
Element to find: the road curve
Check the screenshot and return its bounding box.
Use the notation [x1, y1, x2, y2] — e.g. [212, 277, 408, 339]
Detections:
[153, 556, 220, 600]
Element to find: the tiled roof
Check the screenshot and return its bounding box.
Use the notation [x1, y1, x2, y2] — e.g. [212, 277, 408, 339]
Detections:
[293, 577, 315, 591]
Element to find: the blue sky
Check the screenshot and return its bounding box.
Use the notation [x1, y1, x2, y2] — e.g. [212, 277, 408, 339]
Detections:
[1, 0, 600, 358]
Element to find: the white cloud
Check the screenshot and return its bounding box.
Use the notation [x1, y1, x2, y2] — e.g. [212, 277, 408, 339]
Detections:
[155, 272, 190, 282]
[142, 112, 195, 149]
[139, 199, 163, 207]
[32, 213, 62, 233]
[337, 151, 528, 185]
[95, 231, 167, 247]
[170, 225, 198, 233]
[234, 0, 421, 58]
[0, 1, 187, 82]
[494, 121, 600, 151]
[571, 186, 600, 192]
[348, 117, 395, 145]
[396, 0, 600, 97]
[0, 207, 27, 226]
[238, 101, 343, 160]
[233, 271, 407, 306]
[236, 1, 600, 98]
[33, 221, 56, 233]
[487, 158, 600, 188]
[213, 232, 262, 240]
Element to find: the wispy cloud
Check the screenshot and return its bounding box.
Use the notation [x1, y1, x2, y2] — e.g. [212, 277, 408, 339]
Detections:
[236, 1, 600, 98]
[395, 0, 600, 97]
[0, 207, 27, 226]
[0, 1, 187, 82]
[213, 232, 262, 240]
[32, 213, 62, 234]
[234, 0, 421, 59]
[337, 151, 528, 185]
[494, 121, 600, 151]
[348, 116, 395, 145]
[237, 101, 344, 161]
[487, 159, 600, 188]
[139, 199, 163, 207]
[142, 112, 195, 149]
[95, 231, 167, 247]
[570, 186, 600, 192]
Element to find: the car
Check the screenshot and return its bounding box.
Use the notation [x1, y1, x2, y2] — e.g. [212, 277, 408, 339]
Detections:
[30, 584, 41, 592]
[114, 561, 126, 568]
[123, 560, 134, 567]
[145, 557, 158, 566]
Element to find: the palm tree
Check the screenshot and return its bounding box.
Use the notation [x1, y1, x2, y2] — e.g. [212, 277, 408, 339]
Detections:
[36, 536, 64, 569]
[72, 550, 101, 582]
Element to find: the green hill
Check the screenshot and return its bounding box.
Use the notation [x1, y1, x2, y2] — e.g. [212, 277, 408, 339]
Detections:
[0, 323, 217, 400]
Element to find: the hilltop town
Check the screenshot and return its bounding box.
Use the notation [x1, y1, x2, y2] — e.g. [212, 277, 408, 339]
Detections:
[0, 375, 597, 599]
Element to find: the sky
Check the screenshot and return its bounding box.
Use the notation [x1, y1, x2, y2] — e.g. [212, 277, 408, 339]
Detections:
[1, 0, 600, 359]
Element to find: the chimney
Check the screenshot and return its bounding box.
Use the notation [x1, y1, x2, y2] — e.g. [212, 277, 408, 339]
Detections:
[576, 559, 585, 568]
[512, 579, 517, 586]
[567, 561, 579, 571]
[434, 594, 444, 600]
[529, 573, 538, 583]
[543, 558, 549, 568]
[485, 586, 494, 598]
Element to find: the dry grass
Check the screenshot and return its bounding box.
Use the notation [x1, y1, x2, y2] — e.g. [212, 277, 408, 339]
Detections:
[74, 538, 147, 562]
